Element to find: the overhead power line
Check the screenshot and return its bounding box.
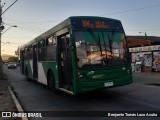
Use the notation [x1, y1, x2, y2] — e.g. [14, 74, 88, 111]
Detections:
[3, 17, 62, 24]
[3, 22, 47, 33]
[3, 37, 33, 38]
[2, 3, 160, 25]
[99, 4, 160, 16]
[1, 0, 18, 15]
[126, 28, 160, 31]
[2, 3, 160, 35]
[2, 41, 22, 44]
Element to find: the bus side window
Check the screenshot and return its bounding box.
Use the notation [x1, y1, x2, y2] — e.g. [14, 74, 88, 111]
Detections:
[46, 35, 57, 61]
[24, 47, 28, 60]
[28, 46, 32, 59]
[38, 40, 45, 61]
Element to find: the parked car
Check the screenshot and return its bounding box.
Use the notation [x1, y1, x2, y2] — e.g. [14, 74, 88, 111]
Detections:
[8, 62, 17, 69]
[4, 62, 8, 65]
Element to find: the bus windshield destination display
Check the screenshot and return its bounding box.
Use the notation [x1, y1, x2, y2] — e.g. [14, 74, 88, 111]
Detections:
[72, 19, 123, 30]
[82, 20, 109, 29]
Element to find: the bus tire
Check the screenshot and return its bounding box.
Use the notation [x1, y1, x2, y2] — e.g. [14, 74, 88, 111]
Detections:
[47, 71, 57, 93]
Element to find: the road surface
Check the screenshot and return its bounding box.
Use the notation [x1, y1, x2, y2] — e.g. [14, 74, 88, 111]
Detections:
[3, 65, 160, 120]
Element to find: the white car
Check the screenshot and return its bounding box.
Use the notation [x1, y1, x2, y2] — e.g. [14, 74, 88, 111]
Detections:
[8, 62, 17, 69]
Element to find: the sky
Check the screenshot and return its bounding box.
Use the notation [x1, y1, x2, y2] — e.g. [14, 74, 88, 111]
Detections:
[1, 0, 160, 55]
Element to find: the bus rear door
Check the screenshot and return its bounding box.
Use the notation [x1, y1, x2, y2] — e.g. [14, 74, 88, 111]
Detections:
[20, 50, 25, 74]
[32, 44, 38, 79]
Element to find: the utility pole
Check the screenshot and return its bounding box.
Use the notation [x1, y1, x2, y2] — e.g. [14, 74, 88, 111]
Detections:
[0, 0, 17, 76]
[0, 0, 4, 76]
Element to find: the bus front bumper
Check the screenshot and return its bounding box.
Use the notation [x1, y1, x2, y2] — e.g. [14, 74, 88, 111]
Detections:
[76, 74, 132, 93]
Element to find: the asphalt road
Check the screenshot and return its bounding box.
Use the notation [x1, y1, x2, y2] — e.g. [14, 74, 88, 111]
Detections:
[3, 65, 160, 120]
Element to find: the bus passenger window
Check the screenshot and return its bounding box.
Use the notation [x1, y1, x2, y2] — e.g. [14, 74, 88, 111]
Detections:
[46, 35, 57, 61]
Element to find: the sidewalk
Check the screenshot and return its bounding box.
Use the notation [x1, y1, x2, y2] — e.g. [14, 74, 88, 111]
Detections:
[0, 74, 21, 120]
[0, 75, 16, 111]
[133, 72, 160, 85]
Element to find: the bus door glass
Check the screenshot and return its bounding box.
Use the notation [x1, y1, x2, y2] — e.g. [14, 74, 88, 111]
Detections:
[20, 50, 25, 74]
[32, 44, 38, 78]
[58, 33, 73, 90]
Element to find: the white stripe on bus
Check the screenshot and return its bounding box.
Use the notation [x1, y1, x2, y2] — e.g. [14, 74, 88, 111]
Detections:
[38, 62, 47, 85]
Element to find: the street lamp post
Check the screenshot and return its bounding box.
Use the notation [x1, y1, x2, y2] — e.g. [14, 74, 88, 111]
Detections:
[2, 25, 17, 34]
[139, 32, 151, 45]
[2, 42, 10, 46]
[139, 32, 147, 36]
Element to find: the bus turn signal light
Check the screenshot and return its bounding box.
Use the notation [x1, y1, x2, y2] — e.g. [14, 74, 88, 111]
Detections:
[77, 72, 83, 78]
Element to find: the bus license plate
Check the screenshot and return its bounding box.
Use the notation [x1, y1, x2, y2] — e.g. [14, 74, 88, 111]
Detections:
[104, 82, 113, 87]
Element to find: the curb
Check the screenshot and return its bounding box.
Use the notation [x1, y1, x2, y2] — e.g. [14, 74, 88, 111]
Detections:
[8, 86, 29, 120]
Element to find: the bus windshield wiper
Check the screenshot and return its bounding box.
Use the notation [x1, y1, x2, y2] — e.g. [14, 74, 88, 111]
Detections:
[87, 29, 103, 63]
[97, 34, 103, 58]
[102, 32, 108, 63]
[108, 34, 112, 54]
[87, 29, 98, 44]
[108, 30, 115, 55]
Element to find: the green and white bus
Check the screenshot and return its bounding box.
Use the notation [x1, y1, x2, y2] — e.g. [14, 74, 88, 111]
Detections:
[20, 16, 132, 95]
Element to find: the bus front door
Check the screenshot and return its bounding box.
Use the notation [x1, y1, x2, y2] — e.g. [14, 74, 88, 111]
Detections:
[33, 44, 38, 79]
[58, 34, 73, 91]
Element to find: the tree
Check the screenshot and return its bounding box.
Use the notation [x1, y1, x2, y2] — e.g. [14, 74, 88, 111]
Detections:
[15, 46, 20, 58]
[7, 56, 19, 62]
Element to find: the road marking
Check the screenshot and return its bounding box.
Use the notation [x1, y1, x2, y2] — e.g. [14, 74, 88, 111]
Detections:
[8, 86, 29, 120]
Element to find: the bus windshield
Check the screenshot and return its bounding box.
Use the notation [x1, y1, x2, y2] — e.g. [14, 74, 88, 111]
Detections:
[75, 30, 128, 68]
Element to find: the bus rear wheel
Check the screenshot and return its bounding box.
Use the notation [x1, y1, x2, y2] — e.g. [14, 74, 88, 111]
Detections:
[47, 71, 57, 93]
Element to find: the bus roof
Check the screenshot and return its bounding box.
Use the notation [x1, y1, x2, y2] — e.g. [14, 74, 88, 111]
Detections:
[21, 16, 122, 48]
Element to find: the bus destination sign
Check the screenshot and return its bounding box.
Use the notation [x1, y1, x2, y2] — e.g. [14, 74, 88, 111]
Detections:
[71, 18, 123, 30]
[82, 20, 109, 29]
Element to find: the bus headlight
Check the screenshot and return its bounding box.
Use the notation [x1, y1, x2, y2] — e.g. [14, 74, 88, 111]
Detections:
[77, 72, 83, 78]
[127, 69, 131, 74]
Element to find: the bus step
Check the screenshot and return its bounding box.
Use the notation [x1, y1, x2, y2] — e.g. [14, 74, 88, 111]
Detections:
[60, 88, 74, 95]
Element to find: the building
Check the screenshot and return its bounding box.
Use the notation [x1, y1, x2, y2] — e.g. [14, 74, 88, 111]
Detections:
[127, 36, 160, 72]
